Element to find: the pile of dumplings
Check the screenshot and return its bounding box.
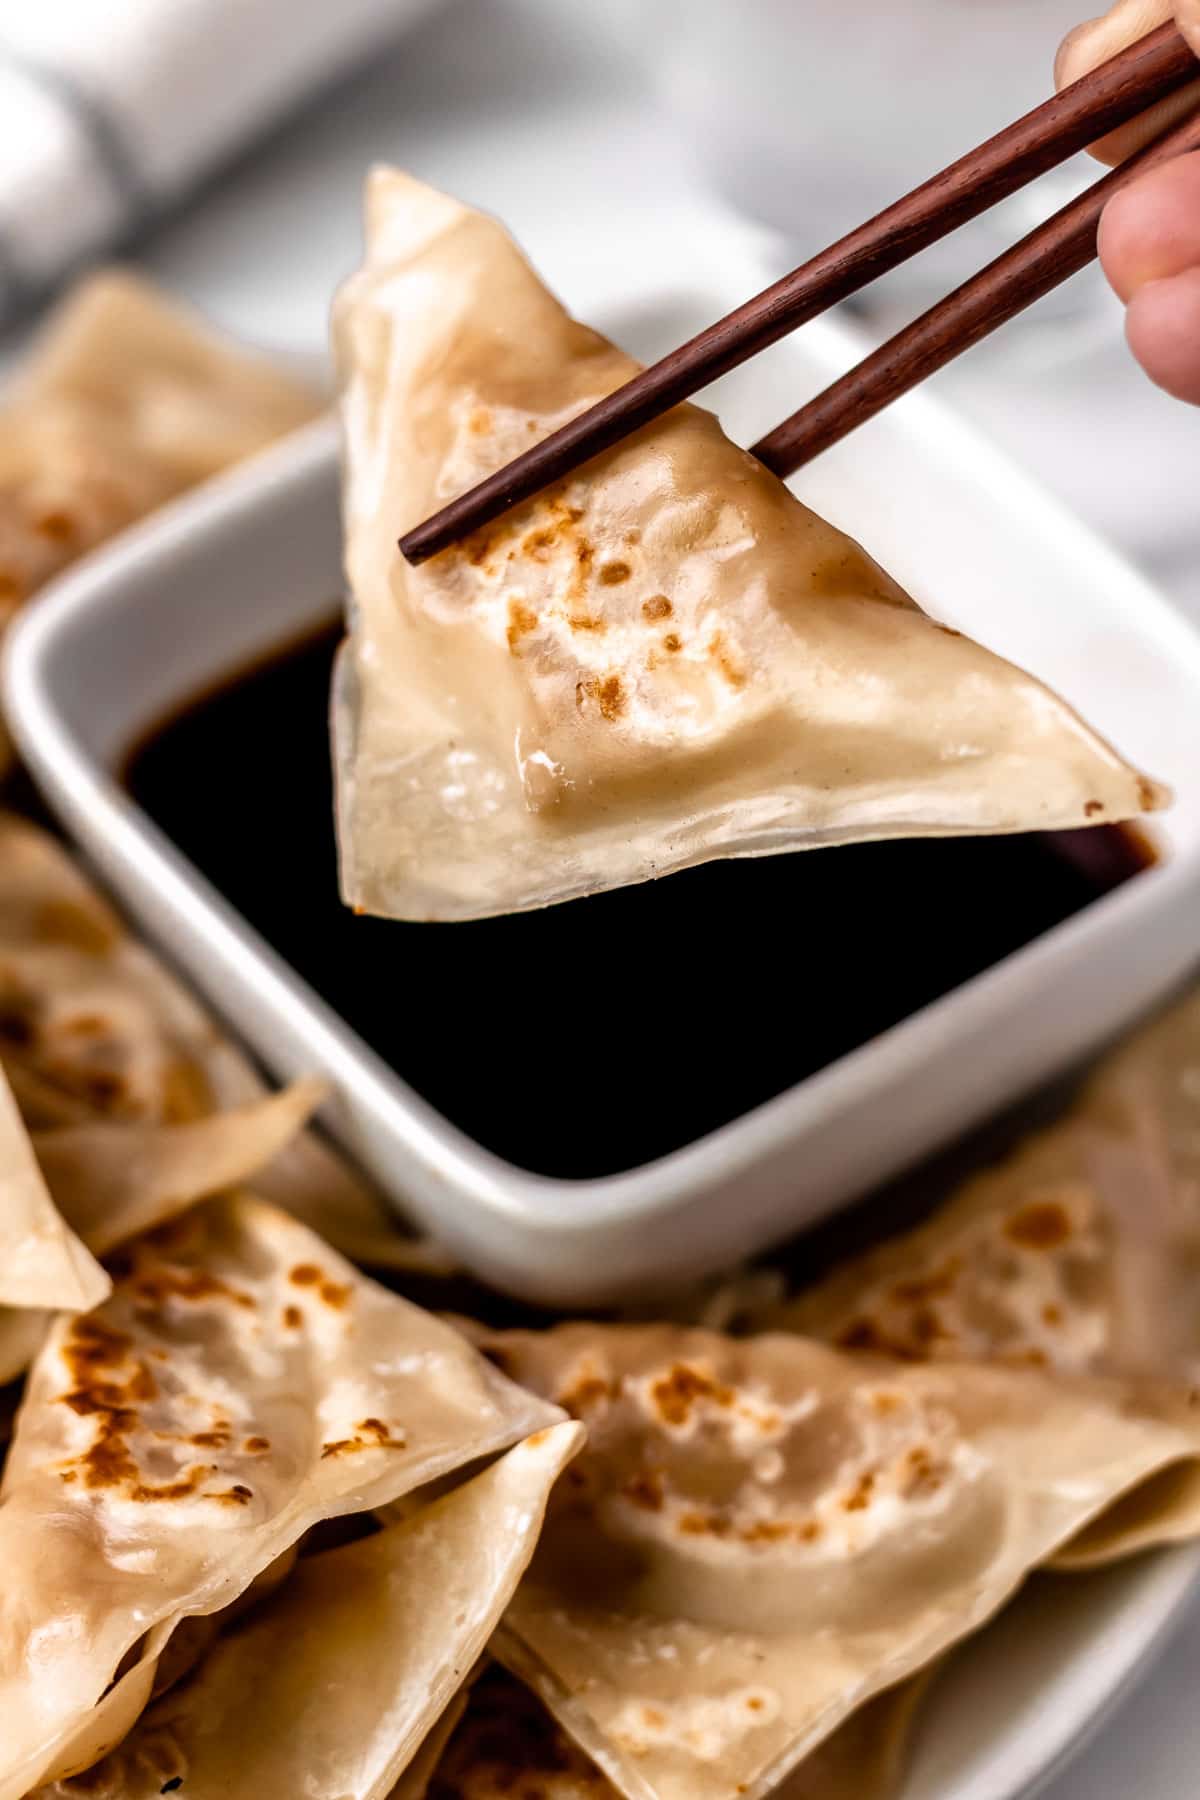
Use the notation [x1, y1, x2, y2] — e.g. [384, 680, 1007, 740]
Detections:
[3, 231, 1200, 1800]
[0, 814, 1196, 1800]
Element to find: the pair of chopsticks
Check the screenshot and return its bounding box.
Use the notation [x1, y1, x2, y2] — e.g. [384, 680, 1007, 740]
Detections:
[401, 22, 1200, 566]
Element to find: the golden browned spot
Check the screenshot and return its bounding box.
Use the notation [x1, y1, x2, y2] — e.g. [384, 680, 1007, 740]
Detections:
[641, 1707, 666, 1730]
[622, 1468, 665, 1511]
[189, 1429, 230, 1449]
[469, 406, 493, 435]
[625, 529, 642, 546]
[35, 510, 75, 544]
[678, 1508, 731, 1538]
[741, 1516, 820, 1545]
[522, 528, 559, 563]
[741, 1518, 787, 1544]
[1042, 1303, 1064, 1327]
[243, 1436, 270, 1453]
[557, 1371, 614, 1416]
[0, 573, 22, 604]
[61, 1013, 107, 1039]
[746, 1697, 765, 1713]
[356, 1418, 395, 1443]
[1085, 801, 1104, 818]
[598, 560, 631, 586]
[133, 1266, 254, 1310]
[568, 613, 606, 633]
[903, 1446, 947, 1498]
[34, 900, 117, 954]
[649, 1361, 733, 1426]
[321, 1426, 404, 1460]
[663, 633, 682, 653]
[1139, 776, 1159, 811]
[319, 1279, 352, 1310]
[872, 1391, 902, 1415]
[642, 594, 672, 621]
[842, 1470, 876, 1512]
[1005, 1200, 1073, 1251]
[507, 599, 538, 650]
[80, 1422, 140, 1491]
[129, 1465, 211, 1504]
[464, 528, 494, 568]
[577, 673, 626, 722]
[213, 1484, 254, 1505]
[708, 631, 747, 688]
[289, 1264, 322, 1286]
[282, 1305, 303, 1330]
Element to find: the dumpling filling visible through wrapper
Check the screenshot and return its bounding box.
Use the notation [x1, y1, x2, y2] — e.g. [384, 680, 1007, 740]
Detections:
[332, 169, 1165, 922]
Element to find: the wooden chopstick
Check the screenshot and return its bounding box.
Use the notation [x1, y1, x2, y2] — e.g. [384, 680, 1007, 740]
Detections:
[400, 21, 1196, 565]
[753, 102, 1200, 478]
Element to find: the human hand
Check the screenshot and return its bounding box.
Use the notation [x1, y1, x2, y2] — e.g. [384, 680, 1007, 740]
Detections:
[1057, 1, 1200, 401]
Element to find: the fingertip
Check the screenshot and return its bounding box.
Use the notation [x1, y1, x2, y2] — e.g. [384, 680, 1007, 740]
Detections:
[1099, 154, 1200, 302]
[1126, 267, 1200, 403]
[1055, 21, 1097, 91]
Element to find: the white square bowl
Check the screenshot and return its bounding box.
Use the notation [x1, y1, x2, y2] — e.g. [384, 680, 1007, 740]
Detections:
[6, 282, 1200, 1307]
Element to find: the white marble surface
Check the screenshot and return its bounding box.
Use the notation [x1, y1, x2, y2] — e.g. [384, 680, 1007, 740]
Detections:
[11, 0, 1200, 1790]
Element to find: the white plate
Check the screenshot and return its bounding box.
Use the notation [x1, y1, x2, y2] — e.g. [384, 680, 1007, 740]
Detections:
[902, 1549, 1200, 1800]
[3, 251, 1200, 1800]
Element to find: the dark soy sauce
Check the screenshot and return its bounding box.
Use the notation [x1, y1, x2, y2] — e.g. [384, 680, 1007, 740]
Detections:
[125, 620, 1155, 1180]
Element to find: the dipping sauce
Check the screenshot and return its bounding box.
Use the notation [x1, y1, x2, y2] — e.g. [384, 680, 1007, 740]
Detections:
[125, 620, 1155, 1180]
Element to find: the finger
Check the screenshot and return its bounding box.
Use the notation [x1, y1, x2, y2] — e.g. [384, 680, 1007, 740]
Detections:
[1098, 152, 1200, 298]
[1056, 0, 1200, 164]
[1125, 265, 1200, 399]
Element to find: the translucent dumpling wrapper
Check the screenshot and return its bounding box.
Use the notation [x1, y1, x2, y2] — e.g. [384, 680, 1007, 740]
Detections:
[331, 168, 1165, 922]
[0, 270, 320, 620]
[0, 1081, 328, 1386]
[32, 1078, 326, 1260]
[410, 1662, 929, 1800]
[481, 1322, 1197, 1800]
[753, 984, 1200, 1565]
[0, 1059, 107, 1312]
[0, 812, 448, 1277]
[0, 1193, 560, 1799]
[36, 1423, 583, 1800]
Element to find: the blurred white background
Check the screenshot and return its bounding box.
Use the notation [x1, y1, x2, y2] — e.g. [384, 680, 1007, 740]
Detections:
[2, 5, 1200, 1789]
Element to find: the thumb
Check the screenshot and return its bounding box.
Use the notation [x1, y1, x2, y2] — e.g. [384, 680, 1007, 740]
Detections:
[1056, 0, 1200, 164]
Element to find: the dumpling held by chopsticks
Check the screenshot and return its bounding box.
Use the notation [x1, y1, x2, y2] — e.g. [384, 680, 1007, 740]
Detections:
[333, 169, 1164, 923]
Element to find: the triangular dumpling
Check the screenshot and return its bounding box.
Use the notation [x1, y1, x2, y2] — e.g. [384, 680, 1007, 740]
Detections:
[481, 1322, 1196, 1800]
[755, 983, 1200, 1566]
[0, 1193, 559, 1799]
[332, 169, 1163, 921]
[33, 1425, 582, 1800]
